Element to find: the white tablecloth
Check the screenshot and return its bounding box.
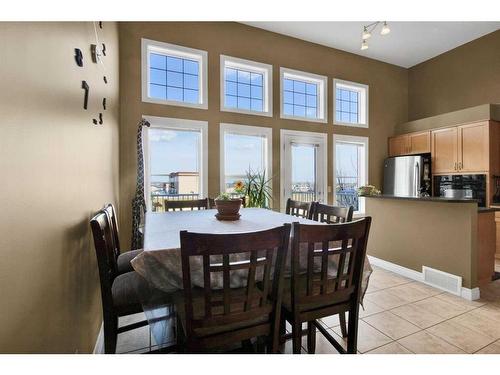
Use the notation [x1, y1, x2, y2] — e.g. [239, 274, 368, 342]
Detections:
[131, 208, 372, 296]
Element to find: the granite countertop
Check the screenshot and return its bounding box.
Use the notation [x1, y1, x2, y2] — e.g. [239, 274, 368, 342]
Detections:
[364, 194, 500, 213]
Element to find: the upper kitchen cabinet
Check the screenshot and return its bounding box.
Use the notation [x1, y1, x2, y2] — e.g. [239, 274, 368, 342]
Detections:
[388, 135, 409, 156]
[458, 122, 489, 173]
[409, 131, 431, 154]
[388, 131, 430, 157]
[431, 127, 458, 174]
[431, 122, 490, 174]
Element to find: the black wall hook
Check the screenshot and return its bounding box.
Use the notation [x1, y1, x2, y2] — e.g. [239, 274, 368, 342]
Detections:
[74, 48, 83, 67]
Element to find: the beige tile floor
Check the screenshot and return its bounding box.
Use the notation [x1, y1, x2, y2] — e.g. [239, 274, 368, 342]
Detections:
[116, 265, 500, 354]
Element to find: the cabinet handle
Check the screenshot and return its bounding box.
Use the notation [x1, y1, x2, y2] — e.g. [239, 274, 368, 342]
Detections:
[454, 162, 457, 171]
[459, 162, 463, 170]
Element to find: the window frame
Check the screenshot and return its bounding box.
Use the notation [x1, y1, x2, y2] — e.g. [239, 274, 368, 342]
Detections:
[280, 67, 328, 124]
[219, 123, 273, 197]
[220, 55, 273, 117]
[332, 134, 369, 215]
[143, 115, 208, 212]
[141, 38, 208, 109]
[333, 79, 369, 128]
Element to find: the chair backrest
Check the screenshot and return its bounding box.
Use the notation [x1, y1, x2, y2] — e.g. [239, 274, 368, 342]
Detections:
[290, 218, 371, 316]
[90, 210, 119, 315]
[103, 203, 121, 259]
[285, 198, 314, 220]
[179, 225, 291, 339]
[165, 198, 209, 211]
[313, 203, 354, 224]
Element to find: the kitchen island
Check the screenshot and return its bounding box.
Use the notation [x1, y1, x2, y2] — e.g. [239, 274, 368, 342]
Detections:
[365, 195, 496, 300]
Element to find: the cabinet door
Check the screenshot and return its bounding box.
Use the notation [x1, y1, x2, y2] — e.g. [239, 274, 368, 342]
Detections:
[458, 122, 489, 173]
[388, 135, 409, 156]
[409, 131, 430, 154]
[431, 127, 458, 174]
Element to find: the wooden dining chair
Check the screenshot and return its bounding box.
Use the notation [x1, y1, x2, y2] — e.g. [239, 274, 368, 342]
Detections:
[313, 203, 354, 224]
[165, 198, 209, 211]
[90, 210, 171, 353]
[311, 203, 354, 337]
[103, 203, 143, 275]
[282, 218, 371, 354]
[174, 225, 291, 353]
[285, 198, 315, 220]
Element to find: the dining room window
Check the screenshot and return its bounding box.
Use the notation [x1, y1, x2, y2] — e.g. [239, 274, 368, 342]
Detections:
[219, 123, 272, 196]
[280, 67, 327, 123]
[334, 79, 369, 127]
[220, 55, 272, 116]
[144, 116, 208, 212]
[141, 38, 208, 109]
[333, 134, 368, 214]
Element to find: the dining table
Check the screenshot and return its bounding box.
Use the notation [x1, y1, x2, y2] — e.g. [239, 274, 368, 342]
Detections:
[130, 207, 373, 349]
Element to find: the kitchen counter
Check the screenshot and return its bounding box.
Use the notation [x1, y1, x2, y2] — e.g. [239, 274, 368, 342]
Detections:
[365, 195, 499, 213]
[365, 195, 495, 294]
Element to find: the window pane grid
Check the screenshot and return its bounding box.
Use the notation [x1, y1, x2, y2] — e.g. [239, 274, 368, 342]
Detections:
[148, 53, 200, 104]
[283, 78, 318, 119]
[224, 67, 264, 112]
[336, 88, 360, 124]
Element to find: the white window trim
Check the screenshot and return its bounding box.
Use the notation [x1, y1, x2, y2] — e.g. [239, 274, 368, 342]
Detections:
[141, 38, 208, 109]
[333, 134, 369, 215]
[280, 67, 328, 124]
[333, 78, 369, 128]
[219, 123, 273, 197]
[143, 115, 208, 212]
[220, 55, 273, 117]
[280, 129, 328, 212]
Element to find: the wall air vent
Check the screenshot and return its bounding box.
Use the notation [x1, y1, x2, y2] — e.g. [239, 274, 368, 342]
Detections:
[422, 266, 462, 296]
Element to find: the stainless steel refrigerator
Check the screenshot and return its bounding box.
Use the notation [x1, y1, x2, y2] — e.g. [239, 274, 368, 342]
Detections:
[383, 154, 431, 197]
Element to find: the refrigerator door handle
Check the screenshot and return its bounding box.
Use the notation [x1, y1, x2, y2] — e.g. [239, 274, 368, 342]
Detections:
[414, 161, 420, 197]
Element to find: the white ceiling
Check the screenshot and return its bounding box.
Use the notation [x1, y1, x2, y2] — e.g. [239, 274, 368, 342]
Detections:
[243, 22, 500, 68]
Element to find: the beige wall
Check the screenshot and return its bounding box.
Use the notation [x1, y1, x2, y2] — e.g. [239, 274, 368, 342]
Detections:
[0, 22, 120, 353]
[408, 30, 500, 121]
[119, 22, 408, 249]
[366, 198, 478, 289]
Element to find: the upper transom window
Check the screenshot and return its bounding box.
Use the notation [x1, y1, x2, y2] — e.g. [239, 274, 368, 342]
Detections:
[280, 68, 327, 123]
[220, 55, 272, 116]
[334, 79, 369, 127]
[142, 39, 208, 109]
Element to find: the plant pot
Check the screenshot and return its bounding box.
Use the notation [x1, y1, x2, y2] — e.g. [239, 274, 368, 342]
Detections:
[214, 199, 242, 221]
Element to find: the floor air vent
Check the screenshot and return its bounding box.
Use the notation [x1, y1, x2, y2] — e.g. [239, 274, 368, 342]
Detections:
[422, 266, 462, 296]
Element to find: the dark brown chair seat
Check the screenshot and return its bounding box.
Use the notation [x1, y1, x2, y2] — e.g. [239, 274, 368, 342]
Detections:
[117, 249, 143, 274]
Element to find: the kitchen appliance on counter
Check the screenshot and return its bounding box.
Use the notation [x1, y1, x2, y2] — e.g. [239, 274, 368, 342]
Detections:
[433, 174, 487, 207]
[383, 153, 432, 197]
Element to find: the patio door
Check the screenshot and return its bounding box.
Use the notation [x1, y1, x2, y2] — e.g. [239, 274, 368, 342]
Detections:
[280, 130, 327, 211]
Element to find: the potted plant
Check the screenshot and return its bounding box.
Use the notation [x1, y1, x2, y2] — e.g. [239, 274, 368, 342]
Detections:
[233, 169, 273, 208]
[214, 192, 242, 221]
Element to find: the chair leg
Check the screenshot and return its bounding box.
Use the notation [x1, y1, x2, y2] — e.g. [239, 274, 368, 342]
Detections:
[339, 312, 348, 338]
[307, 321, 316, 354]
[292, 321, 302, 354]
[346, 310, 358, 354]
[176, 315, 186, 353]
[103, 316, 118, 354]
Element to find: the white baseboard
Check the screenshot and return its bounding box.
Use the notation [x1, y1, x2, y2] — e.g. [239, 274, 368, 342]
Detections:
[367, 255, 480, 301]
[93, 322, 104, 354]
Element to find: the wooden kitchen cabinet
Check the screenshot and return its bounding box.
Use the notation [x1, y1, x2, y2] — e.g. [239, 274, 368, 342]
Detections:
[409, 131, 431, 154]
[431, 122, 489, 174]
[431, 127, 458, 174]
[388, 131, 430, 157]
[388, 135, 409, 156]
[458, 122, 489, 173]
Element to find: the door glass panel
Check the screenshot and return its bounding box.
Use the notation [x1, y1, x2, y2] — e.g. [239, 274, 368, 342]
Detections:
[149, 128, 201, 212]
[335, 141, 363, 211]
[291, 143, 317, 202]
